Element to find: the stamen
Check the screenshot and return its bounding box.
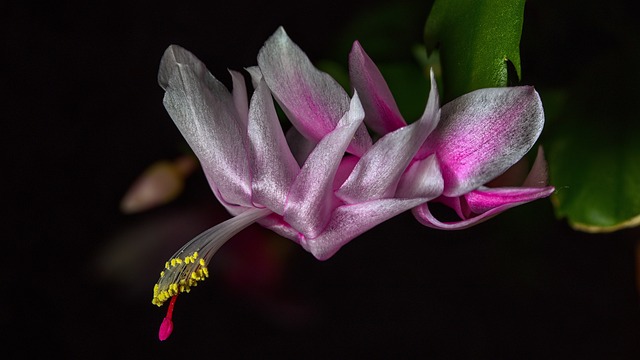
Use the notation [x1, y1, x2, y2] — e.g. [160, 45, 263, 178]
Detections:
[158, 295, 178, 341]
[152, 208, 272, 339]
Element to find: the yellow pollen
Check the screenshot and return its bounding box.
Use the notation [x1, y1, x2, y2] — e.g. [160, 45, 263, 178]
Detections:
[152, 251, 209, 307]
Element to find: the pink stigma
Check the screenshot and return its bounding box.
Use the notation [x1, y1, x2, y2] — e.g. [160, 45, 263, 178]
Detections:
[158, 295, 178, 341]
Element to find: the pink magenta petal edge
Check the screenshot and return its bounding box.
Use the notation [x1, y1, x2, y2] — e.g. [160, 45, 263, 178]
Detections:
[423, 86, 545, 197]
[348, 40, 406, 134]
[257, 27, 372, 156]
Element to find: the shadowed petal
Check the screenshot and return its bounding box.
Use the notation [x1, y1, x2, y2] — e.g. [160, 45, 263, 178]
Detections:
[284, 94, 365, 239]
[302, 197, 430, 260]
[413, 201, 509, 230]
[413, 191, 553, 230]
[337, 71, 440, 203]
[422, 86, 544, 197]
[414, 144, 554, 228]
[465, 145, 554, 214]
[244, 66, 263, 89]
[229, 70, 249, 128]
[395, 154, 444, 199]
[523, 145, 550, 188]
[258, 27, 372, 156]
[158, 45, 252, 209]
[247, 79, 300, 214]
[349, 41, 406, 134]
[285, 126, 316, 166]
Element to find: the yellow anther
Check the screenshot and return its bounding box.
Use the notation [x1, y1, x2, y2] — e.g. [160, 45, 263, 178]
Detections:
[153, 252, 212, 307]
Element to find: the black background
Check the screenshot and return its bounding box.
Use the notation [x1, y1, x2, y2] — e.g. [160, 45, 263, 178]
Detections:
[4, 0, 640, 358]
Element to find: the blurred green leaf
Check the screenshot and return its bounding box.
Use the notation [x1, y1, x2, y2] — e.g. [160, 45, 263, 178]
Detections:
[544, 54, 640, 232]
[424, 0, 525, 102]
[377, 63, 429, 122]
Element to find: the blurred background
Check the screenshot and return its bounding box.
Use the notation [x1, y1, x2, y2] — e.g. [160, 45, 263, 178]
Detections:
[4, 0, 639, 358]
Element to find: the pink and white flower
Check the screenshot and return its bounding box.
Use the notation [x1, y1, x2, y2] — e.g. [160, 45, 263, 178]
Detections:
[152, 27, 553, 340]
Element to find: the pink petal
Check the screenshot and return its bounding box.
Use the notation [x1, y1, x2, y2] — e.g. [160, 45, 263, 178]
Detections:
[413, 186, 554, 230]
[247, 79, 300, 215]
[337, 72, 440, 203]
[421, 86, 545, 197]
[333, 155, 359, 190]
[283, 94, 365, 239]
[257, 27, 372, 156]
[158, 45, 252, 209]
[413, 200, 515, 230]
[302, 197, 430, 260]
[464, 145, 554, 214]
[464, 186, 556, 214]
[348, 41, 406, 134]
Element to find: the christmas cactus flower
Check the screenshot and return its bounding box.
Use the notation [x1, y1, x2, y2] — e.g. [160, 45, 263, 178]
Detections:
[152, 26, 553, 340]
[153, 28, 442, 340]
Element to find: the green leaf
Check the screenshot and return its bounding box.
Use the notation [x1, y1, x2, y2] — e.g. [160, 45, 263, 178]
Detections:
[424, 0, 525, 103]
[544, 54, 640, 232]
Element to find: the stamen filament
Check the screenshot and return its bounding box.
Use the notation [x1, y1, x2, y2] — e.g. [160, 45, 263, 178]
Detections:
[153, 208, 273, 340]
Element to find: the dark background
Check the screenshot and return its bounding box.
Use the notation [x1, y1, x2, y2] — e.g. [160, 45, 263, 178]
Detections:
[4, 0, 639, 358]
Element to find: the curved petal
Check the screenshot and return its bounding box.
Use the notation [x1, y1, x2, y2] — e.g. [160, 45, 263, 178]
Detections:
[395, 154, 444, 200]
[244, 66, 263, 89]
[257, 27, 371, 156]
[464, 145, 554, 214]
[285, 126, 317, 166]
[284, 94, 365, 239]
[302, 197, 429, 260]
[348, 41, 406, 134]
[464, 186, 556, 214]
[229, 69, 249, 128]
[247, 79, 300, 214]
[413, 185, 554, 230]
[435, 194, 470, 220]
[333, 155, 359, 190]
[337, 72, 440, 203]
[422, 86, 545, 197]
[257, 213, 300, 244]
[158, 45, 252, 208]
[412, 200, 521, 230]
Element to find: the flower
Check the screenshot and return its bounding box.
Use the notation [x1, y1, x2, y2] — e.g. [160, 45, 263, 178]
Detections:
[152, 28, 442, 339]
[151, 26, 553, 340]
[347, 40, 554, 229]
